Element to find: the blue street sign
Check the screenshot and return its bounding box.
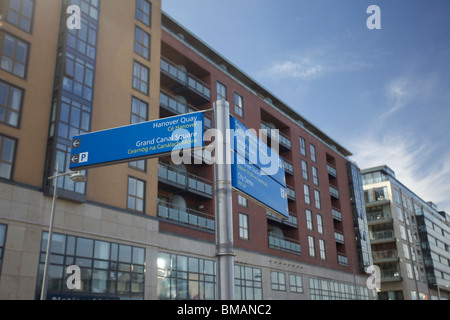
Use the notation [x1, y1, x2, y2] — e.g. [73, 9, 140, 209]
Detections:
[69, 112, 205, 170]
[230, 116, 286, 187]
[231, 151, 289, 219]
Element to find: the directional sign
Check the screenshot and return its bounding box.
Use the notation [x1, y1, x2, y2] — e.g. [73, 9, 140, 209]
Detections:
[69, 112, 205, 170]
[232, 152, 289, 219]
[230, 116, 286, 187]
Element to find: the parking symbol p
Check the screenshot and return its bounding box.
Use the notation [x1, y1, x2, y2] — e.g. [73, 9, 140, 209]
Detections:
[79, 152, 89, 163]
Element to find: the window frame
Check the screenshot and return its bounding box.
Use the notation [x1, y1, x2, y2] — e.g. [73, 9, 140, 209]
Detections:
[4, 0, 35, 34]
[136, 0, 152, 28]
[0, 79, 24, 128]
[134, 25, 151, 61]
[132, 60, 150, 95]
[127, 176, 146, 213]
[233, 92, 244, 118]
[0, 134, 17, 180]
[238, 212, 249, 240]
[0, 31, 30, 79]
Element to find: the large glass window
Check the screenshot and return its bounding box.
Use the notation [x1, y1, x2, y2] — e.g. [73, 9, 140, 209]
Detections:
[216, 81, 227, 101]
[234, 265, 262, 300]
[134, 26, 150, 60]
[0, 224, 7, 273]
[0, 80, 23, 127]
[0, 135, 16, 179]
[57, 96, 91, 140]
[132, 61, 149, 95]
[37, 232, 145, 300]
[5, 0, 34, 33]
[67, 20, 97, 60]
[234, 93, 244, 117]
[63, 53, 95, 101]
[289, 274, 303, 293]
[136, 0, 152, 27]
[157, 252, 216, 300]
[239, 213, 249, 240]
[0, 32, 29, 78]
[127, 176, 145, 213]
[271, 271, 286, 291]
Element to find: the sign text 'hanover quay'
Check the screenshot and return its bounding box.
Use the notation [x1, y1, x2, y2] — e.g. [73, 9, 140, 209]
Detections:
[69, 112, 205, 170]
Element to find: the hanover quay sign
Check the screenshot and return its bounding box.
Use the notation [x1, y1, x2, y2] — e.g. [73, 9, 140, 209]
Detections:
[69, 112, 205, 170]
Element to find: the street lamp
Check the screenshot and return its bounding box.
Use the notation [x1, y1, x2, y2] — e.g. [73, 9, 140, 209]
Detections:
[40, 163, 87, 300]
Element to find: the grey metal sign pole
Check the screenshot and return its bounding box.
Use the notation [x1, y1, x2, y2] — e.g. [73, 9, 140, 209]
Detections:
[213, 100, 235, 300]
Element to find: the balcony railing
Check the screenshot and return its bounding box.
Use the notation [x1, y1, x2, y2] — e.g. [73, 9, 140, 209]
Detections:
[381, 268, 402, 282]
[260, 122, 291, 150]
[281, 157, 294, 175]
[158, 161, 213, 198]
[159, 90, 212, 129]
[334, 231, 345, 244]
[266, 211, 298, 228]
[332, 208, 342, 221]
[327, 163, 337, 178]
[160, 57, 211, 103]
[372, 249, 398, 262]
[369, 230, 395, 242]
[366, 211, 392, 223]
[329, 185, 340, 199]
[268, 232, 301, 255]
[286, 185, 296, 201]
[337, 254, 349, 266]
[158, 201, 215, 231]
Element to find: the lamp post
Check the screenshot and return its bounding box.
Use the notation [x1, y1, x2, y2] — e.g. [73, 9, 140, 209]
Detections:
[40, 163, 86, 300]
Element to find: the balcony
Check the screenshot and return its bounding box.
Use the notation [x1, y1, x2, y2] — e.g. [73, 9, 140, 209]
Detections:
[260, 122, 291, 151]
[372, 249, 399, 263]
[337, 253, 349, 266]
[286, 185, 296, 201]
[267, 211, 298, 228]
[158, 201, 215, 231]
[327, 163, 337, 178]
[334, 231, 345, 244]
[366, 210, 393, 225]
[332, 208, 342, 221]
[160, 57, 211, 104]
[159, 90, 211, 129]
[268, 232, 301, 255]
[369, 229, 396, 244]
[381, 268, 402, 282]
[158, 161, 213, 199]
[329, 185, 340, 199]
[281, 157, 294, 175]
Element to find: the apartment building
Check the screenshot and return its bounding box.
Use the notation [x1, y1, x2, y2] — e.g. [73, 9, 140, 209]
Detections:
[362, 165, 450, 300]
[0, 0, 373, 300]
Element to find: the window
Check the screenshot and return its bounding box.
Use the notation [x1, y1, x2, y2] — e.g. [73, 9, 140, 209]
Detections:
[306, 209, 313, 230]
[134, 26, 150, 60]
[57, 96, 91, 140]
[271, 271, 286, 291]
[310, 144, 317, 162]
[127, 177, 145, 213]
[403, 243, 410, 260]
[308, 236, 315, 257]
[129, 97, 148, 171]
[79, 0, 99, 20]
[63, 53, 95, 101]
[289, 274, 303, 293]
[132, 61, 149, 95]
[233, 93, 244, 117]
[216, 81, 227, 101]
[37, 232, 145, 299]
[0, 32, 29, 78]
[406, 263, 414, 279]
[301, 160, 308, 180]
[312, 166, 319, 185]
[0, 80, 23, 127]
[5, 0, 34, 33]
[157, 252, 216, 300]
[314, 190, 321, 209]
[136, 0, 152, 27]
[234, 265, 262, 300]
[319, 239, 326, 260]
[238, 194, 248, 207]
[299, 136, 307, 156]
[239, 213, 249, 240]
[304, 184, 311, 205]
[317, 214, 324, 234]
[0, 135, 16, 179]
[394, 189, 401, 204]
[67, 20, 97, 60]
[0, 224, 6, 273]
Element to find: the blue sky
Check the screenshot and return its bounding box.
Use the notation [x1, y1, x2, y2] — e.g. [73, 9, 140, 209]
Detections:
[162, 0, 450, 213]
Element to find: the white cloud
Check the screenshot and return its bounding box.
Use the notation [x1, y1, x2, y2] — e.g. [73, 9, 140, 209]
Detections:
[263, 58, 324, 80]
[350, 133, 450, 213]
